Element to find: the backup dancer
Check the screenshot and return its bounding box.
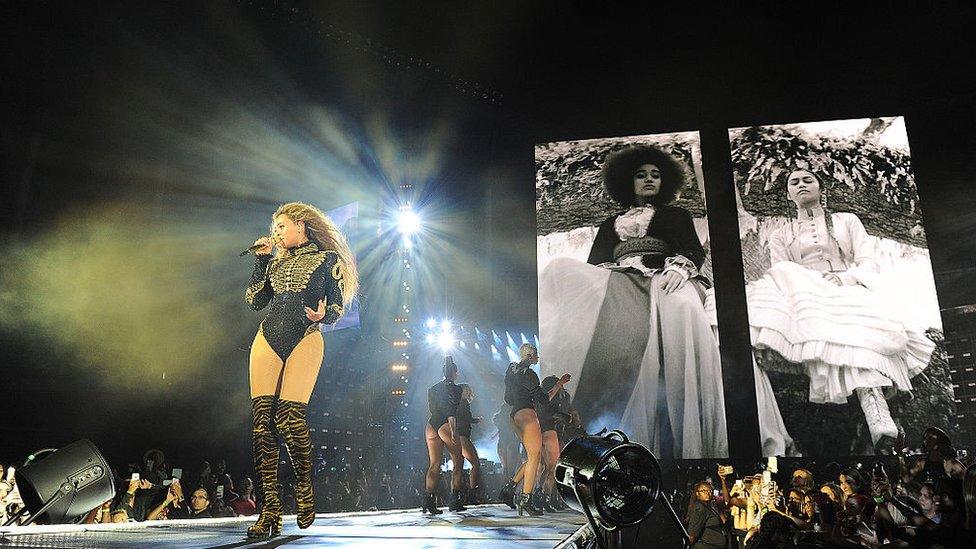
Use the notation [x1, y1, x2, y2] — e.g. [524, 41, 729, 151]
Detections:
[423, 356, 466, 513]
[499, 344, 570, 516]
[455, 383, 482, 503]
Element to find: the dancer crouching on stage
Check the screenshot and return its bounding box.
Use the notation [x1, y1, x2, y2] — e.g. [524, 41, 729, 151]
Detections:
[424, 356, 466, 514]
[244, 202, 358, 538]
[499, 344, 571, 516]
[456, 383, 482, 503]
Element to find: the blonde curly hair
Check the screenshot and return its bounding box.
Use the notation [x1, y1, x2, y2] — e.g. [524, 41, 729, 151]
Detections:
[272, 202, 359, 309]
[518, 343, 538, 362]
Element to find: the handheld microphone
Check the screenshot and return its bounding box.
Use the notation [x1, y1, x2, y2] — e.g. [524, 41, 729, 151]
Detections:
[240, 237, 274, 256]
[239, 244, 265, 256]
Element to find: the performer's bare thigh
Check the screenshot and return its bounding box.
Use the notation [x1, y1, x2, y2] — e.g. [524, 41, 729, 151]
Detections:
[249, 330, 284, 398]
[279, 332, 325, 404]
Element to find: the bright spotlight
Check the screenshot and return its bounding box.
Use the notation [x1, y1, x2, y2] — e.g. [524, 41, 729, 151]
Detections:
[397, 210, 421, 235]
[440, 319, 452, 332]
[425, 334, 436, 344]
[437, 331, 456, 351]
[425, 318, 437, 329]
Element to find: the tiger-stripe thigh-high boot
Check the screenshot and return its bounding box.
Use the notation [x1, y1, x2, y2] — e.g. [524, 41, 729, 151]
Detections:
[276, 398, 315, 528]
[247, 396, 282, 538]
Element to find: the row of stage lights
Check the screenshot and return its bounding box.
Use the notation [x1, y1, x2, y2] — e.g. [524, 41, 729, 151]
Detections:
[421, 317, 540, 362]
[391, 205, 542, 364]
[388, 203, 420, 408]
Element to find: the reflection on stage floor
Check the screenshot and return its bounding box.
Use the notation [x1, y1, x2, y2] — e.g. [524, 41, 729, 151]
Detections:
[0, 504, 586, 548]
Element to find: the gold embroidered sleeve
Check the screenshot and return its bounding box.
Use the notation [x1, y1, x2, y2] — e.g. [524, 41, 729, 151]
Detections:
[245, 255, 273, 310]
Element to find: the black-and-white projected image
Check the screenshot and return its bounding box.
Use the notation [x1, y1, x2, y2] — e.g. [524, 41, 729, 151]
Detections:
[536, 132, 729, 459]
[725, 117, 953, 456]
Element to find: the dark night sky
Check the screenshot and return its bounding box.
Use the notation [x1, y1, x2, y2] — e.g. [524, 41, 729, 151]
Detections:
[2, 1, 975, 469]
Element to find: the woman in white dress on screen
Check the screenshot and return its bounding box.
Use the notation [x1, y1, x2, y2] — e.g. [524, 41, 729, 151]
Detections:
[746, 167, 934, 452]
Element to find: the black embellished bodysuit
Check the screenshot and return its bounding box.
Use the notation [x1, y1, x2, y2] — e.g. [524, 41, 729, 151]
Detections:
[245, 240, 345, 360]
[504, 361, 546, 419]
[427, 379, 462, 429]
[455, 399, 480, 438]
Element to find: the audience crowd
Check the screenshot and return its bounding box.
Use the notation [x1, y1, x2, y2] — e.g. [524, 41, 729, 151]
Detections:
[679, 427, 976, 549]
[0, 449, 493, 526]
[4, 425, 975, 549]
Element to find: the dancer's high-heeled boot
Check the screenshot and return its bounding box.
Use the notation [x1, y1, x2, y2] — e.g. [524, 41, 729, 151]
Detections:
[515, 492, 544, 517]
[498, 480, 517, 510]
[422, 492, 442, 515]
[448, 490, 467, 512]
[247, 396, 282, 538]
[276, 399, 315, 529]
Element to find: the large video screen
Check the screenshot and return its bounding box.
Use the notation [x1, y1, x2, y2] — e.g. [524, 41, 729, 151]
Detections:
[722, 117, 952, 456]
[536, 131, 729, 458]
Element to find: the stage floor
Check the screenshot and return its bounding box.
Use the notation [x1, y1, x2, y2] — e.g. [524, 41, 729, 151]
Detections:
[0, 505, 586, 548]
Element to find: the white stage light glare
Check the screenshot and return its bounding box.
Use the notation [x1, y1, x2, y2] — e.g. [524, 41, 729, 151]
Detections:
[397, 211, 421, 235]
[437, 332, 456, 351]
[425, 318, 437, 329]
[440, 319, 452, 332]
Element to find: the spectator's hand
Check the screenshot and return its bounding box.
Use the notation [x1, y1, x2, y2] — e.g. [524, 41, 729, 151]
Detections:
[659, 270, 686, 294]
[93, 498, 112, 520]
[858, 529, 879, 547]
[717, 464, 734, 478]
[171, 479, 184, 503]
[304, 299, 326, 322]
[558, 373, 572, 385]
[165, 484, 180, 505]
[871, 479, 893, 500]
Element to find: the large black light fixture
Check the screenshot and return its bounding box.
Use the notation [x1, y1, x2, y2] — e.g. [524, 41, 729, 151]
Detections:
[554, 430, 689, 548]
[4, 439, 115, 526]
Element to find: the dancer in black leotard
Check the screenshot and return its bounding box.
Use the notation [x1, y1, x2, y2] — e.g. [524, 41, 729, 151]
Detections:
[537, 375, 575, 511]
[455, 384, 482, 503]
[423, 356, 466, 513]
[498, 344, 571, 516]
[245, 202, 358, 538]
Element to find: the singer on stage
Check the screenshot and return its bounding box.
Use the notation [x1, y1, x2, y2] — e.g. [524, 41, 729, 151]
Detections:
[243, 202, 358, 538]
